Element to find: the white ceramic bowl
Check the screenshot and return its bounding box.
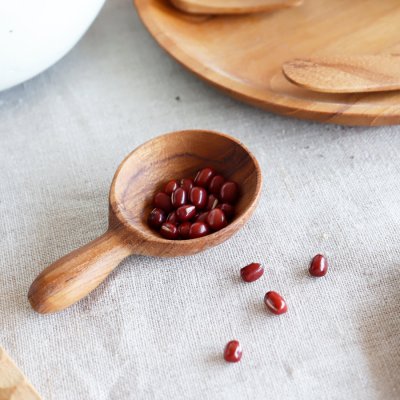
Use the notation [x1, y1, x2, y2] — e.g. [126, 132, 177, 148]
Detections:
[0, 0, 105, 91]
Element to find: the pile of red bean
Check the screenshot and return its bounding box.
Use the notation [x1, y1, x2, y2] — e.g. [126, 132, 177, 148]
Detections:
[148, 167, 239, 240]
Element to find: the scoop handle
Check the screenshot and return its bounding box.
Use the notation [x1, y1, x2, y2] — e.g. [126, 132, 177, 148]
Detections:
[28, 230, 133, 314]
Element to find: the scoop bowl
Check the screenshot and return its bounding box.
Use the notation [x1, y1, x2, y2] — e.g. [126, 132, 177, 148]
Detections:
[28, 130, 262, 313]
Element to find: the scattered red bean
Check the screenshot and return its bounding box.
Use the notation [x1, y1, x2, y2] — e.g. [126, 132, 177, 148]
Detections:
[171, 187, 187, 208]
[178, 222, 191, 239]
[240, 263, 264, 282]
[189, 222, 209, 239]
[309, 254, 328, 277]
[180, 178, 194, 193]
[209, 175, 225, 195]
[147, 208, 166, 229]
[149, 168, 239, 239]
[176, 205, 196, 222]
[206, 208, 227, 231]
[164, 180, 179, 195]
[190, 187, 207, 209]
[224, 340, 242, 363]
[194, 167, 215, 188]
[160, 222, 179, 240]
[217, 203, 235, 220]
[220, 181, 239, 204]
[153, 192, 173, 213]
[264, 291, 287, 315]
[206, 194, 219, 210]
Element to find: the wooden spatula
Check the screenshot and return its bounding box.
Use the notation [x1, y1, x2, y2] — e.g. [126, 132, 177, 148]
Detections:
[282, 55, 400, 93]
[170, 0, 302, 15]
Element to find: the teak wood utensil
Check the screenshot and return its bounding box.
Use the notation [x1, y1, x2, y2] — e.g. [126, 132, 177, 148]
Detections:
[28, 130, 262, 314]
[0, 347, 41, 400]
[170, 0, 302, 15]
[134, 0, 400, 126]
[282, 55, 400, 93]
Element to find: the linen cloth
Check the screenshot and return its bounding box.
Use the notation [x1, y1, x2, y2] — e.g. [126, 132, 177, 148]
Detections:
[0, 1, 399, 399]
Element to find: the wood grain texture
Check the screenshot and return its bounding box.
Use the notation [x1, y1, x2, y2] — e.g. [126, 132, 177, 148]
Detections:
[0, 347, 41, 400]
[134, 0, 400, 126]
[170, 0, 301, 15]
[282, 55, 400, 93]
[28, 130, 262, 314]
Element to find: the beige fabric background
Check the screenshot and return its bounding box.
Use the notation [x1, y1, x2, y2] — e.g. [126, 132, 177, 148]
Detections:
[1, 1, 399, 399]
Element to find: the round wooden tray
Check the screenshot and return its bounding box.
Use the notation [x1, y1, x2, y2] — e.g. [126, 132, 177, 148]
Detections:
[134, 0, 400, 126]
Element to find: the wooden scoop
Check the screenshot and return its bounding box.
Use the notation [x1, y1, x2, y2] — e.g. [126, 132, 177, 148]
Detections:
[282, 55, 400, 93]
[170, 0, 302, 15]
[28, 130, 262, 314]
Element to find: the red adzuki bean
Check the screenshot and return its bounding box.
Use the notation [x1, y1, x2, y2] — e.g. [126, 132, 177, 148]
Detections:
[195, 211, 209, 223]
[220, 181, 239, 204]
[164, 180, 179, 195]
[264, 291, 287, 315]
[153, 192, 173, 213]
[240, 263, 264, 282]
[178, 222, 191, 239]
[206, 194, 219, 211]
[147, 208, 166, 229]
[209, 175, 225, 195]
[160, 222, 179, 240]
[194, 167, 215, 188]
[189, 222, 209, 239]
[206, 208, 227, 231]
[309, 254, 328, 277]
[176, 205, 196, 222]
[224, 340, 242, 363]
[190, 187, 207, 209]
[171, 187, 187, 208]
[217, 203, 235, 219]
[180, 178, 194, 193]
[166, 211, 178, 225]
